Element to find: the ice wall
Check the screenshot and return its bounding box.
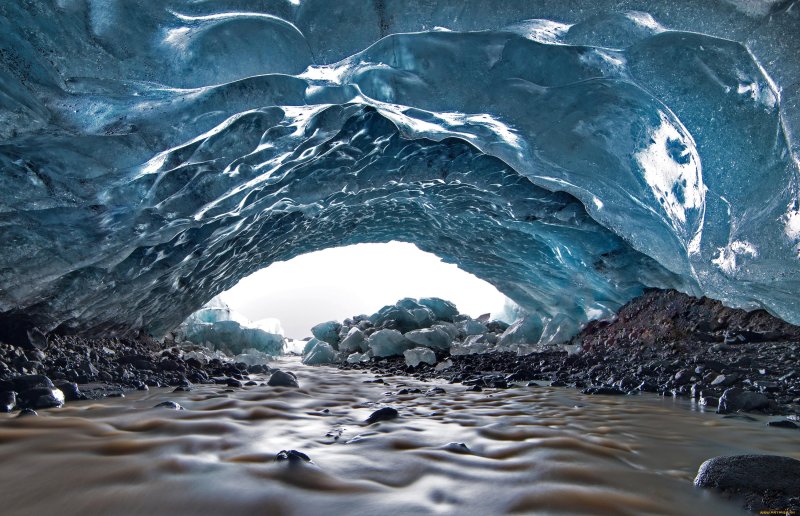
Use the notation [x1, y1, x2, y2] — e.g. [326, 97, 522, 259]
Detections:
[0, 1, 798, 341]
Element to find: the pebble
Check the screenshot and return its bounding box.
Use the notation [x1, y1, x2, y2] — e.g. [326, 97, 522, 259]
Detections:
[275, 450, 311, 464]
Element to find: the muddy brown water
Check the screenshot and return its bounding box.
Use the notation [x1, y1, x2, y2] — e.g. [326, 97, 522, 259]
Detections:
[0, 357, 797, 515]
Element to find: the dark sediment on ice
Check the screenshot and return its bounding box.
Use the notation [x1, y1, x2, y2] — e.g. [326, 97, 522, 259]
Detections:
[341, 289, 800, 418]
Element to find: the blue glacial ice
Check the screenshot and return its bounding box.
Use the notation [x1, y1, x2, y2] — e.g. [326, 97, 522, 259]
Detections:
[404, 347, 437, 367]
[0, 1, 798, 344]
[310, 320, 342, 347]
[177, 296, 285, 356]
[301, 339, 337, 365]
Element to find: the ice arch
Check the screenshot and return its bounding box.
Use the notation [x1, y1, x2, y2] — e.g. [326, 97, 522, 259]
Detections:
[0, 1, 798, 342]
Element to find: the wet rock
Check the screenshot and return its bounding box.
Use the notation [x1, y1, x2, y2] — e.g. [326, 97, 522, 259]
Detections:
[582, 385, 626, 395]
[710, 373, 739, 387]
[694, 455, 800, 511]
[226, 378, 243, 388]
[717, 388, 769, 414]
[54, 382, 82, 401]
[18, 387, 64, 409]
[767, 420, 798, 429]
[441, 442, 471, 453]
[11, 374, 54, 392]
[153, 401, 184, 410]
[17, 408, 38, 417]
[366, 406, 399, 424]
[0, 391, 16, 412]
[466, 384, 483, 392]
[268, 370, 299, 388]
[275, 449, 311, 464]
[425, 387, 446, 396]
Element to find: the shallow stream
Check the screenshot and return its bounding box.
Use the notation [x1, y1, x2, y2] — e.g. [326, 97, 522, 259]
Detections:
[1, 357, 797, 515]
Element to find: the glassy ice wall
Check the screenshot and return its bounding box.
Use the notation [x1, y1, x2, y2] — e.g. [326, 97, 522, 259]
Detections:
[0, 1, 797, 343]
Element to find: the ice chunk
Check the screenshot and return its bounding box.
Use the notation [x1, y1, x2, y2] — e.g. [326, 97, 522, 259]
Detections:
[432, 323, 459, 341]
[369, 305, 421, 333]
[179, 320, 285, 356]
[405, 326, 452, 351]
[311, 321, 342, 347]
[458, 319, 488, 336]
[497, 316, 544, 355]
[367, 329, 414, 357]
[347, 352, 371, 364]
[302, 340, 336, 365]
[403, 347, 436, 367]
[451, 334, 494, 355]
[418, 298, 459, 322]
[339, 327, 367, 353]
[302, 338, 322, 355]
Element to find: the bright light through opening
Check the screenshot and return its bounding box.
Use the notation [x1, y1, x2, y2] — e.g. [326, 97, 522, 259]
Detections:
[220, 242, 509, 339]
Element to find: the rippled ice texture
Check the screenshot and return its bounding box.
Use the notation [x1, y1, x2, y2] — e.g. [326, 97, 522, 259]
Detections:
[0, 1, 798, 338]
[1, 357, 798, 515]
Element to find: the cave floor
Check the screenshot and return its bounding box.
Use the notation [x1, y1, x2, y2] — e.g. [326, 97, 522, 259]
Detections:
[0, 356, 796, 515]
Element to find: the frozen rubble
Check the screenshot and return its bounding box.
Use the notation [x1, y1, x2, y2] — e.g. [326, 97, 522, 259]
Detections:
[301, 297, 560, 367]
[404, 347, 437, 367]
[174, 296, 285, 360]
[301, 339, 337, 366]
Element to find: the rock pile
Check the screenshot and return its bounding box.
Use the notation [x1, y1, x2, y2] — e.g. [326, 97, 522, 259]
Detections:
[301, 297, 517, 367]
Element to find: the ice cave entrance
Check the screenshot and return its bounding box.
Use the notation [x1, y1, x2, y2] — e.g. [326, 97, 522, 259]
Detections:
[218, 241, 509, 342]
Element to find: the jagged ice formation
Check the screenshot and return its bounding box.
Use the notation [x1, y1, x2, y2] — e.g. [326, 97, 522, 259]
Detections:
[0, 0, 798, 343]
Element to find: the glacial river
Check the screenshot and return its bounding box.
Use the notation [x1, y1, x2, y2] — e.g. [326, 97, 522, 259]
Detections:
[1, 357, 797, 515]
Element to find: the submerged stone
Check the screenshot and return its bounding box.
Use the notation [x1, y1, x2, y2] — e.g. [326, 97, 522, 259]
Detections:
[268, 370, 299, 388]
[366, 406, 399, 424]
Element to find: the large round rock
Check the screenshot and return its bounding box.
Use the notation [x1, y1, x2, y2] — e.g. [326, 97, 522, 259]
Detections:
[694, 455, 800, 510]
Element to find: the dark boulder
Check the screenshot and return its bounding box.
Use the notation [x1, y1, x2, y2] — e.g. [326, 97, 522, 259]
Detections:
[717, 388, 769, 414]
[18, 387, 64, 409]
[275, 449, 311, 465]
[11, 374, 53, 392]
[694, 455, 800, 512]
[54, 382, 82, 401]
[267, 370, 299, 388]
[366, 406, 399, 424]
[582, 385, 626, 395]
[0, 391, 16, 412]
[153, 401, 184, 410]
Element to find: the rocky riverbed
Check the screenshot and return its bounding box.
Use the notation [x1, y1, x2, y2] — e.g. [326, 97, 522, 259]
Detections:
[341, 290, 800, 422]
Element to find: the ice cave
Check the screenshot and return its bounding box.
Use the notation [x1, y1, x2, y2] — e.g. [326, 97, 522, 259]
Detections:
[1, 0, 798, 344]
[1, 1, 800, 515]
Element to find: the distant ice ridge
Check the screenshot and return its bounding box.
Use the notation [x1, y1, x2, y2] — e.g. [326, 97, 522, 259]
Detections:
[0, 1, 798, 345]
[175, 296, 285, 359]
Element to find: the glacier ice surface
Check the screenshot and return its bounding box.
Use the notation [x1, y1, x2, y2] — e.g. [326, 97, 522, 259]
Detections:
[0, 1, 799, 343]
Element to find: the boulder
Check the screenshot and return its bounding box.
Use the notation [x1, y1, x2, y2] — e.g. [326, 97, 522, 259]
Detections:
[717, 388, 769, 414]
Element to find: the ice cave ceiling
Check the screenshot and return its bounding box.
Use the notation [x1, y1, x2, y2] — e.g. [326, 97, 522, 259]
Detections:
[0, 0, 798, 340]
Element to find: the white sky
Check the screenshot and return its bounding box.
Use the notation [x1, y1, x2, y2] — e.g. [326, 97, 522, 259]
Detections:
[220, 241, 508, 339]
